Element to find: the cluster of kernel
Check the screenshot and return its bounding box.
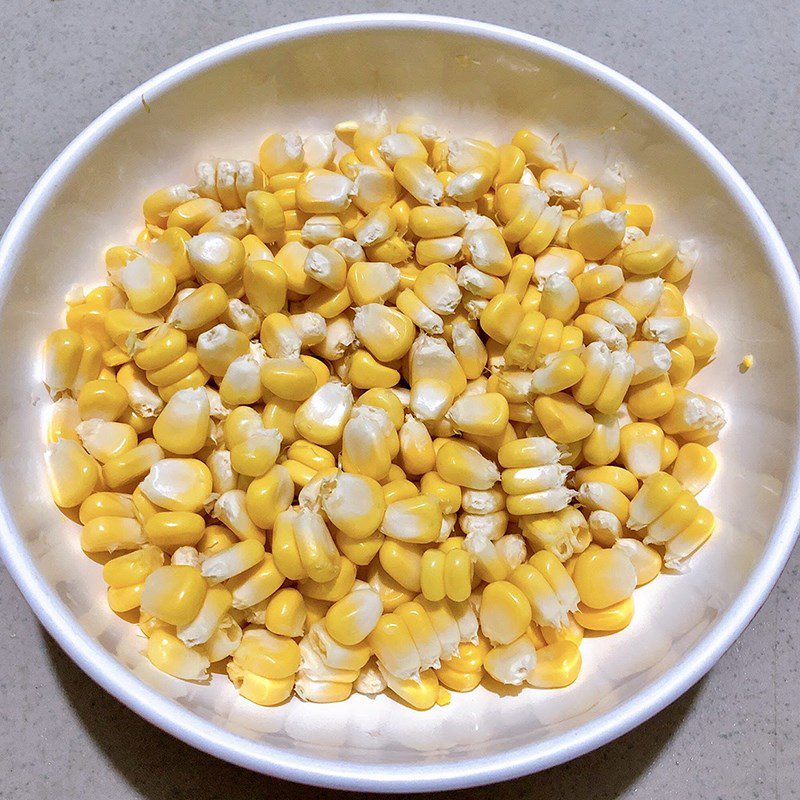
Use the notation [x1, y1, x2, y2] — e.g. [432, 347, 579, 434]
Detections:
[42, 112, 723, 711]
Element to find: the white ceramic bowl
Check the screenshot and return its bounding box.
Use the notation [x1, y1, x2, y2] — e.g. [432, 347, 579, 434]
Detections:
[1, 13, 798, 791]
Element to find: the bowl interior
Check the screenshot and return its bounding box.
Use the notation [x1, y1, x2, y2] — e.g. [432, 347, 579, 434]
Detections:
[1, 17, 797, 787]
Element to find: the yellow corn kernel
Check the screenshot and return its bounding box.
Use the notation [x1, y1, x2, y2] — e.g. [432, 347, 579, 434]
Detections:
[200, 539, 264, 584]
[294, 381, 353, 446]
[259, 312, 301, 359]
[526, 640, 581, 688]
[106, 582, 146, 613]
[138, 457, 211, 513]
[664, 344, 693, 388]
[342, 260, 397, 308]
[259, 356, 316, 401]
[113, 254, 177, 315]
[530, 351, 585, 395]
[274, 241, 321, 296]
[297, 553, 356, 602]
[295, 168, 353, 214]
[503, 253, 535, 302]
[441, 392, 507, 438]
[258, 133, 304, 177]
[48, 397, 82, 443]
[140, 564, 207, 626]
[511, 129, 561, 171]
[134, 325, 188, 373]
[613, 538, 662, 585]
[301, 215, 344, 246]
[423, 548, 473, 602]
[148, 628, 210, 680]
[508, 561, 576, 630]
[435, 440, 501, 490]
[419, 472, 462, 515]
[102, 545, 164, 588]
[484, 635, 537, 685]
[344, 349, 398, 389]
[239, 261, 287, 318]
[379, 540, 424, 593]
[300, 246, 346, 294]
[152, 387, 210, 455]
[626, 375, 675, 420]
[168, 283, 228, 331]
[231, 429, 282, 478]
[408, 333, 467, 397]
[392, 416, 432, 478]
[232, 627, 301, 680]
[342, 405, 397, 479]
[324, 585, 383, 646]
[369, 613, 422, 679]
[541, 613, 584, 647]
[380, 494, 443, 545]
[255, 398, 295, 447]
[533, 393, 594, 444]
[73, 417, 136, 463]
[225, 552, 285, 609]
[492, 143, 525, 187]
[43, 328, 85, 395]
[663, 505, 715, 568]
[408, 205, 465, 238]
[263, 588, 306, 638]
[381, 667, 440, 711]
[616, 421, 660, 478]
[284, 506, 337, 583]
[145, 348, 200, 389]
[144, 511, 205, 550]
[79, 491, 135, 524]
[573, 597, 634, 632]
[241, 463, 292, 529]
[264, 506, 304, 579]
[44, 438, 99, 508]
[227, 662, 293, 705]
[571, 547, 637, 609]
[478, 294, 524, 346]
[245, 190, 285, 243]
[497, 436, 561, 468]
[626, 471, 683, 530]
[167, 197, 223, 234]
[437, 638, 491, 692]
[660, 435, 679, 470]
[174, 584, 233, 648]
[393, 157, 443, 206]
[671, 442, 716, 495]
[566, 210, 626, 260]
[684, 315, 719, 361]
[479, 580, 533, 645]
[619, 203, 653, 231]
[197, 524, 237, 556]
[143, 184, 199, 227]
[131, 483, 161, 524]
[195, 323, 249, 377]
[621, 234, 678, 275]
[354, 389, 404, 432]
[81, 514, 145, 553]
[363, 232, 413, 264]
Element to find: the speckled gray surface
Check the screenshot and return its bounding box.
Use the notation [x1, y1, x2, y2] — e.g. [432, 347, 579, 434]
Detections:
[0, 1, 798, 798]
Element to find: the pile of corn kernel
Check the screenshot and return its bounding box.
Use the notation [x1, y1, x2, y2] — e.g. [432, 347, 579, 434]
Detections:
[42, 112, 724, 711]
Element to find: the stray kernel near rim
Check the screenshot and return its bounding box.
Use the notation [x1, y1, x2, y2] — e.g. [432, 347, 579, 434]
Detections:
[42, 112, 724, 710]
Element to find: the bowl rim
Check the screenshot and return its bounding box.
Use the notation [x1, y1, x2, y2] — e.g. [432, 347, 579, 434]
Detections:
[1, 12, 799, 791]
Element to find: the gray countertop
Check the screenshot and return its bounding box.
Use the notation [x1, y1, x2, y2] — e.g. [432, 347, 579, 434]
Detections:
[1, 2, 798, 798]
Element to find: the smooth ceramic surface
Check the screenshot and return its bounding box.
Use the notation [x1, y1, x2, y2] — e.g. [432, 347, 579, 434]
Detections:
[0, 14, 798, 791]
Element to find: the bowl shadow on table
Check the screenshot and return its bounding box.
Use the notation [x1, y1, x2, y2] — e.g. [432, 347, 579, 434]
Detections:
[43, 627, 700, 799]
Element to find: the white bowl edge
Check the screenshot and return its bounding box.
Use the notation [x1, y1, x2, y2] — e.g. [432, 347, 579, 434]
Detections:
[0, 13, 799, 791]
